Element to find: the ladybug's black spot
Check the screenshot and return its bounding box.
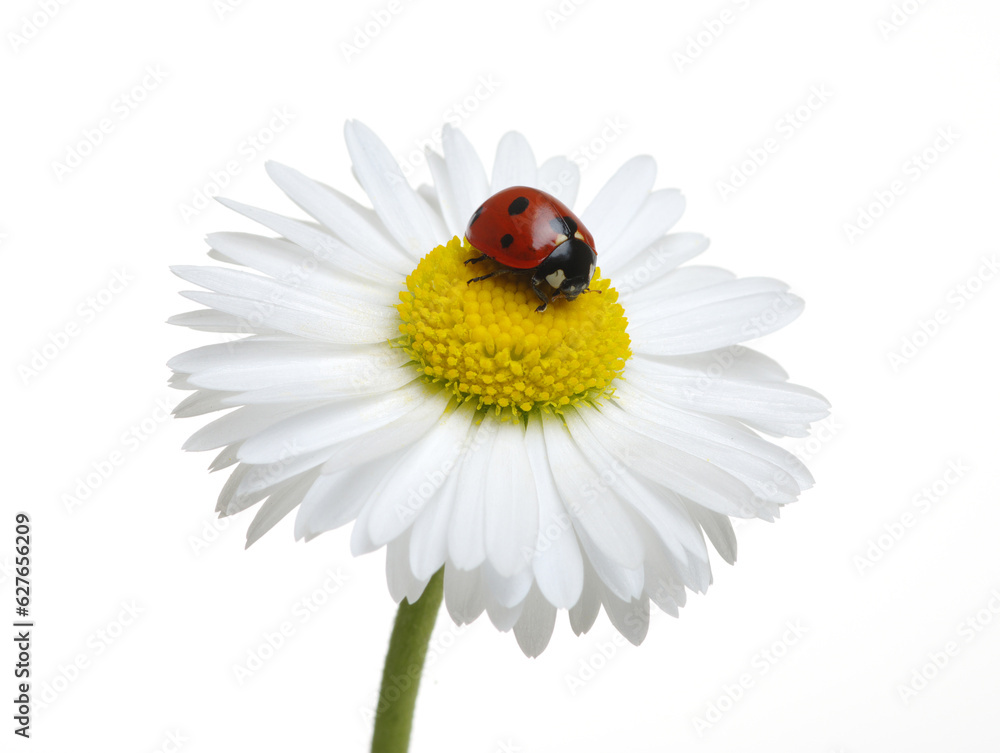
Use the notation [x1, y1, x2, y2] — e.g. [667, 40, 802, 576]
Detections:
[469, 205, 484, 226]
[500, 233, 514, 248]
[549, 216, 578, 236]
[508, 196, 530, 215]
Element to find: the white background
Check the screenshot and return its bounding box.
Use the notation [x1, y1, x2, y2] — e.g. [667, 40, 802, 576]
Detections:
[4, 0, 1000, 751]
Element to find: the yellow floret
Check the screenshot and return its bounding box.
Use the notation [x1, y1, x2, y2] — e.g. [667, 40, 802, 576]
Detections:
[395, 237, 631, 418]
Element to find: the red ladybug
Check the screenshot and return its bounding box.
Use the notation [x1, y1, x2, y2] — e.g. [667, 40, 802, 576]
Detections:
[464, 186, 597, 312]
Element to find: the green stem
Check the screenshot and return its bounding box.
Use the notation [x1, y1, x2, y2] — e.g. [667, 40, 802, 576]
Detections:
[371, 568, 445, 753]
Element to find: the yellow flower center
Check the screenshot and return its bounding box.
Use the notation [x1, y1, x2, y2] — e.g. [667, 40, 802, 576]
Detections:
[395, 237, 631, 418]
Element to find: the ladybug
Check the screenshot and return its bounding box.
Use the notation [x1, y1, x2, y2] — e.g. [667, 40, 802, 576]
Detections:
[464, 186, 597, 312]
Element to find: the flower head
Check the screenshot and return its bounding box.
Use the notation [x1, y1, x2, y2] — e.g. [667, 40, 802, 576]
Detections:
[169, 122, 829, 656]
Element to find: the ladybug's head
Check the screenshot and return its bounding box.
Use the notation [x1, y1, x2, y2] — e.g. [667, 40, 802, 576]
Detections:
[537, 238, 597, 301]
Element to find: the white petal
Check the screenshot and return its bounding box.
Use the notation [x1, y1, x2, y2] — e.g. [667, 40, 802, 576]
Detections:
[614, 380, 813, 498]
[577, 406, 758, 519]
[442, 125, 491, 229]
[224, 370, 416, 406]
[603, 591, 650, 646]
[483, 562, 534, 609]
[173, 265, 394, 327]
[361, 403, 477, 547]
[634, 346, 790, 382]
[294, 449, 405, 541]
[564, 411, 710, 576]
[169, 339, 404, 391]
[525, 418, 584, 609]
[629, 284, 805, 356]
[447, 419, 497, 570]
[686, 503, 737, 565]
[408, 469, 461, 581]
[319, 388, 453, 474]
[208, 442, 241, 472]
[167, 309, 281, 335]
[425, 149, 463, 236]
[537, 156, 580, 207]
[386, 531, 430, 605]
[444, 563, 485, 625]
[183, 403, 313, 452]
[173, 389, 236, 417]
[568, 562, 603, 636]
[627, 270, 778, 318]
[491, 131, 537, 192]
[574, 526, 645, 602]
[642, 534, 690, 614]
[245, 469, 318, 547]
[541, 412, 644, 571]
[233, 445, 336, 498]
[581, 156, 656, 249]
[180, 290, 396, 345]
[206, 231, 397, 303]
[513, 585, 557, 658]
[605, 232, 709, 285]
[216, 197, 400, 282]
[485, 593, 525, 632]
[264, 161, 413, 268]
[237, 382, 441, 464]
[484, 421, 539, 578]
[600, 189, 685, 269]
[626, 355, 830, 438]
[344, 120, 446, 256]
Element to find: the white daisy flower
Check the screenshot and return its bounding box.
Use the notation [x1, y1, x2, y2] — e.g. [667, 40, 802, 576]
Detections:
[169, 121, 829, 658]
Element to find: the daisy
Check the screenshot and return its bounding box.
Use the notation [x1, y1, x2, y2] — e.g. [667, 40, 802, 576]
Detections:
[169, 122, 829, 665]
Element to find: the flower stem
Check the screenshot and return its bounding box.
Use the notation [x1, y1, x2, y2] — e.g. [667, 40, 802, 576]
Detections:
[371, 568, 444, 753]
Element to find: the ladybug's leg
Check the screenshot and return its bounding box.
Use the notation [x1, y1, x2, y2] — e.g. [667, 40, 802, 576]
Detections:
[464, 254, 490, 266]
[467, 268, 515, 285]
[530, 274, 551, 313]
